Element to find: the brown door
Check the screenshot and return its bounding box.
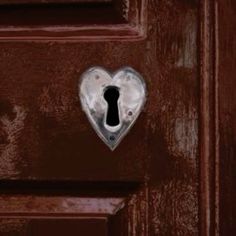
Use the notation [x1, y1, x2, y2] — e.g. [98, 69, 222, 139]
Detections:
[0, 0, 235, 235]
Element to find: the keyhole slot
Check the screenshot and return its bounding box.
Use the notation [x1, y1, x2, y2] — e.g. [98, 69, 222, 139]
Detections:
[104, 86, 120, 127]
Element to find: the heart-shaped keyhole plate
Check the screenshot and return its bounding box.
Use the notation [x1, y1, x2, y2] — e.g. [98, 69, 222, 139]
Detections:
[79, 67, 147, 150]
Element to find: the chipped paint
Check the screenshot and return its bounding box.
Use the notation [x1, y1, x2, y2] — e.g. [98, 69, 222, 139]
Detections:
[0, 105, 27, 178]
[150, 182, 198, 235]
[176, 11, 197, 69]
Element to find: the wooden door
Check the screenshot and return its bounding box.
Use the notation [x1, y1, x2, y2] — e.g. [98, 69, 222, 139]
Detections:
[0, 0, 235, 235]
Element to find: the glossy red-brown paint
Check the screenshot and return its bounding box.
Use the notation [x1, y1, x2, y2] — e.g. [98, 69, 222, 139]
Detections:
[217, 0, 236, 235]
[200, 0, 218, 235]
[200, 0, 236, 235]
[0, 0, 146, 40]
[0, 0, 234, 235]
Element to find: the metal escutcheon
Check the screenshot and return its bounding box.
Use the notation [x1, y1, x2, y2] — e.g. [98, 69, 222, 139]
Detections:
[79, 67, 147, 150]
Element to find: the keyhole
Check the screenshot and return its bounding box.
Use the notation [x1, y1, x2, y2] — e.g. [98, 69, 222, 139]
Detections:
[104, 86, 120, 126]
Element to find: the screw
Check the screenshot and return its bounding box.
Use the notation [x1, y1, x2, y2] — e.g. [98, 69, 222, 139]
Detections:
[128, 111, 133, 116]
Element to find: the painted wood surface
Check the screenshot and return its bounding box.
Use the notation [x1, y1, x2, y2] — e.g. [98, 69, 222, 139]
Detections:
[0, 0, 234, 234]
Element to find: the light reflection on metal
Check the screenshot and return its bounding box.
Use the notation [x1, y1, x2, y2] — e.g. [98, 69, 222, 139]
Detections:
[79, 67, 147, 150]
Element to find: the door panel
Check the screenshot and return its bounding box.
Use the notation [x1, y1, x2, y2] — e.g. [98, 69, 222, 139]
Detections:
[3, 0, 234, 234]
[0, 218, 108, 236]
[0, 0, 199, 233]
[0, 0, 145, 39]
[0, 183, 147, 235]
